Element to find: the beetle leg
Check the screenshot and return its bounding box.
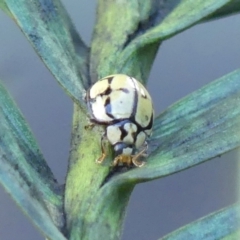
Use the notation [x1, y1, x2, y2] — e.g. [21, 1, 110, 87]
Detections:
[140, 141, 148, 158]
[112, 155, 121, 166]
[96, 135, 107, 164]
[131, 146, 147, 167]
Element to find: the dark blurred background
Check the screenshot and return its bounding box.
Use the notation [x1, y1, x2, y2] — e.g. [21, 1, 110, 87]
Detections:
[0, 1, 240, 239]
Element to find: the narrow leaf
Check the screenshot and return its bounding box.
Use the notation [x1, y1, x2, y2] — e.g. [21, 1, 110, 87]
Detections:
[203, 0, 240, 21]
[3, 0, 89, 105]
[160, 203, 240, 240]
[0, 82, 66, 240]
[118, 0, 234, 76]
[90, 0, 161, 83]
[104, 68, 240, 186]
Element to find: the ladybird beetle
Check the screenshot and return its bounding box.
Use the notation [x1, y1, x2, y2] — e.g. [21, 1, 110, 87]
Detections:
[86, 74, 154, 167]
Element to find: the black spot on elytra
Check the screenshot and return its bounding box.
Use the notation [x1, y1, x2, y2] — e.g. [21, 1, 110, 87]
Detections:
[119, 125, 128, 140]
[145, 112, 153, 130]
[105, 97, 114, 119]
[102, 86, 112, 96]
[104, 97, 111, 107]
[131, 130, 137, 141]
[129, 78, 138, 119]
[141, 91, 147, 98]
[119, 88, 130, 94]
[106, 77, 114, 84]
